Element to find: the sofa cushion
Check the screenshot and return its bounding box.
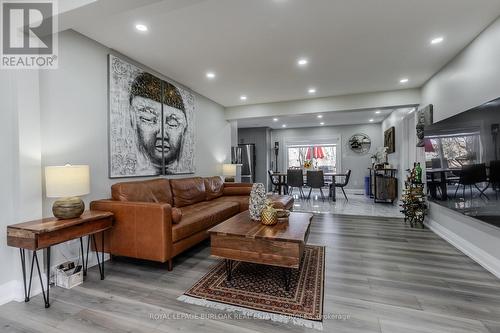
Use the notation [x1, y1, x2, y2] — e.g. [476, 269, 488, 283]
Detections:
[170, 177, 206, 208]
[111, 178, 172, 204]
[213, 196, 249, 212]
[172, 201, 240, 242]
[222, 183, 252, 196]
[145, 179, 173, 204]
[267, 194, 294, 210]
[204, 176, 224, 200]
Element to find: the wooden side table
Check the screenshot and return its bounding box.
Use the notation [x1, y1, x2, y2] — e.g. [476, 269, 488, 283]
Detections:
[7, 210, 113, 308]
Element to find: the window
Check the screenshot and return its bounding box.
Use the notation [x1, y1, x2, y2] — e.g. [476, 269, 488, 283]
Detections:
[425, 132, 481, 168]
[287, 145, 337, 173]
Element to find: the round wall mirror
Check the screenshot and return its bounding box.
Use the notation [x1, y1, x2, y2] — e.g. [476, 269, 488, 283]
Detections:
[348, 133, 371, 154]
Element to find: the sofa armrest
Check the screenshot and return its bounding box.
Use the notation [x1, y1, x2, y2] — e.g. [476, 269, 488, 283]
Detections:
[90, 200, 173, 263]
[223, 182, 253, 196]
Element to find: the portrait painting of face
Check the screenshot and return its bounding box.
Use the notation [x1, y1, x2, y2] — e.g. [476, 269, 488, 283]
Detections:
[109, 55, 195, 177]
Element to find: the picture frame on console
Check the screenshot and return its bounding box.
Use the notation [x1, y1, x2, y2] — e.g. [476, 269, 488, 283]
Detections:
[108, 54, 196, 178]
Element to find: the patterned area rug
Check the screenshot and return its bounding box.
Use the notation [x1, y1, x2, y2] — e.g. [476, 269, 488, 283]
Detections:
[178, 245, 325, 330]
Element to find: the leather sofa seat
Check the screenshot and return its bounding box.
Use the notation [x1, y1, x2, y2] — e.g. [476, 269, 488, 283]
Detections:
[213, 196, 250, 212]
[172, 200, 240, 242]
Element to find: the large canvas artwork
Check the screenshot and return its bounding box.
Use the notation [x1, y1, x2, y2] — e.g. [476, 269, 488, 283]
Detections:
[108, 54, 195, 178]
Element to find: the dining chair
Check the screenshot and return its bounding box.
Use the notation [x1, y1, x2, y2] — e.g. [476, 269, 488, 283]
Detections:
[268, 170, 288, 194]
[287, 168, 305, 199]
[334, 169, 352, 201]
[489, 160, 500, 199]
[306, 170, 327, 201]
[454, 163, 488, 200]
[426, 172, 442, 198]
[431, 158, 442, 169]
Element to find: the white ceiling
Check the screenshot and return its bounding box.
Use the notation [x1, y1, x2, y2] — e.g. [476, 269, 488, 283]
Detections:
[237, 107, 415, 129]
[63, 0, 500, 109]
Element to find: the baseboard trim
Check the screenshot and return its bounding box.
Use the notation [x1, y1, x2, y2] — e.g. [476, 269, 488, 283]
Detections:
[425, 218, 500, 279]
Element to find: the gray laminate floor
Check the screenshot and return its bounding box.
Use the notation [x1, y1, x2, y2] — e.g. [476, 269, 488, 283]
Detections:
[1, 214, 500, 333]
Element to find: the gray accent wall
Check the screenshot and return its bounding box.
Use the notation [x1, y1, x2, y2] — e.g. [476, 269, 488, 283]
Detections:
[238, 127, 271, 188]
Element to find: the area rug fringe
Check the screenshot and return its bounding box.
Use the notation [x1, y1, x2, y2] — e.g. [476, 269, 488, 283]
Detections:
[177, 295, 323, 331]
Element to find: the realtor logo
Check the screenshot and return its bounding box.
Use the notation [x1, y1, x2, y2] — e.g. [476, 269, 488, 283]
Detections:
[1, 0, 58, 69]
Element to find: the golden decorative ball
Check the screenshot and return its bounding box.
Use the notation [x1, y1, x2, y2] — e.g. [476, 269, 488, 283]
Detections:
[261, 201, 278, 226]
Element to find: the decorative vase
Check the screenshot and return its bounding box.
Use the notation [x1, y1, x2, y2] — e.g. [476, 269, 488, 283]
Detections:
[249, 183, 267, 221]
[261, 200, 278, 226]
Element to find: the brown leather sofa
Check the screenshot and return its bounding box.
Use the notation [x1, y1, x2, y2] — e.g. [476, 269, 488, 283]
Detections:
[90, 176, 293, 270]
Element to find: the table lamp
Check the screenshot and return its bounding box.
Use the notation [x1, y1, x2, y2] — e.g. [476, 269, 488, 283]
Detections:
[45, 164, 90, 219]
[222, 163, 237, 182]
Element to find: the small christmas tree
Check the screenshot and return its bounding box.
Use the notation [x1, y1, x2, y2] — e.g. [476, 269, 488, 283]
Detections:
[400, 163, 427, 228]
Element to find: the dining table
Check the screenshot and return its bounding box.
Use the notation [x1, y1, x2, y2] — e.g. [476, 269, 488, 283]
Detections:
[271, 171, 347, 201]
[426, 168, 461, 200]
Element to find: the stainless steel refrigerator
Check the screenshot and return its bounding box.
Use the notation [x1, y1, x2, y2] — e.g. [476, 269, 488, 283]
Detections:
[237, 144, 255, 183]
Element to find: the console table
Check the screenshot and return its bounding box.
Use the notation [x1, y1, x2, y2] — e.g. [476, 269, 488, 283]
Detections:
[7, 210, 113, 308]
[369, 168, 398, 203]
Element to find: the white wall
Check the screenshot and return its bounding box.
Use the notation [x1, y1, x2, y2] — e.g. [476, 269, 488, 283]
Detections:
[0, 72, 21, 298]
[422, 19, 500, 121]
[271, 123, 382, 190]
[0, 70, 44, 304]
[421, 17, 500, 277]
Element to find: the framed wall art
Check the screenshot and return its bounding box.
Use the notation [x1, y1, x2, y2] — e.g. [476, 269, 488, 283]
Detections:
[108, 54, 195, 178]
[384, 126, 395, 154]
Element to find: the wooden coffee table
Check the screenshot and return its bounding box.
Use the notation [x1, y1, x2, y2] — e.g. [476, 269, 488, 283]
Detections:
[208, 210, 313, 290]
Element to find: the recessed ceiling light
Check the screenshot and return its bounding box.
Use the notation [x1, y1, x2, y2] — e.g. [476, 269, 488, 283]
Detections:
[273, 118, 279, 122]
[308, 88, 317, 94]
[317, 115, 323, 119]
[430, 36, 444, 45]
[282, 124, 287, 128]
[206, 72, 216, 79]
[297, 58, 308, 66]
[369, 119, 374, 122]
[240, 95, 247, 101]
[135, 24, 148, 32]
[375, 110, 381, 114]
[320, 122, 325, 126]
[400, 78, 409, 84]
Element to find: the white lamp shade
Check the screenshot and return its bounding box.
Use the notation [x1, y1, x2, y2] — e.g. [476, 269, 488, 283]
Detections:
[222, 164, 237, 177]
[45, 165, 90, 198]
